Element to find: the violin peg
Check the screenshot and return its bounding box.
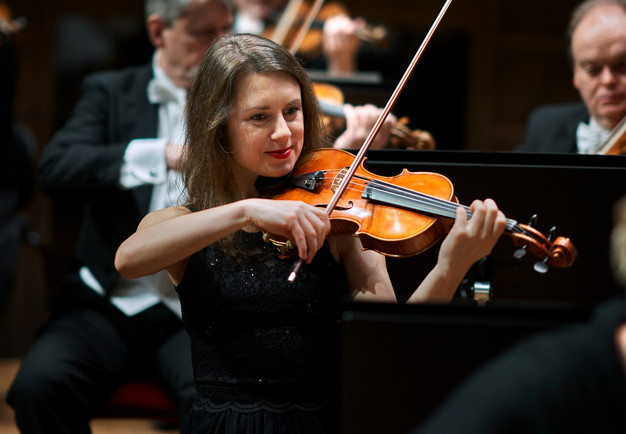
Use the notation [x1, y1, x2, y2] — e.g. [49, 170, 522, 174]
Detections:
[513, 245, 527, 259]
[533, 257, 549, 274]
[528, 214, 538, 227]
[548, 226, 557, 242]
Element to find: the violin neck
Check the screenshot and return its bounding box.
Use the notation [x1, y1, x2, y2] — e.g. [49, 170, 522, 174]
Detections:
[362, 179, 518, 233]
[318, 99, 345, 119]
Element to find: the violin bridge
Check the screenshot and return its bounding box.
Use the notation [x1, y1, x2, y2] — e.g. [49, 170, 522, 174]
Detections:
[331, 168, 348, 193]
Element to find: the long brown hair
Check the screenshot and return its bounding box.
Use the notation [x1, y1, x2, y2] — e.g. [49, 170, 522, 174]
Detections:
[182, 33, 327, 213]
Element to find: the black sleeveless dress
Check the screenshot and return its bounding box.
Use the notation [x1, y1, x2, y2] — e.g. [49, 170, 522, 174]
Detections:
[177, 230, 349, 434]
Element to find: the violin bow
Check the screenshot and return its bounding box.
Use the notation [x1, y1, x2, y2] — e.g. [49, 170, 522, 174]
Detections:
[287, 0, 326, 55]
[271, 0, 305, 46]
[288, 0, 455, 282]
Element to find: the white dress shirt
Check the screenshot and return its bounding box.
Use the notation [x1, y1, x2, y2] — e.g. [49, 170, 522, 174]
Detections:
[232, 11, 266, 35]
[576, 117, 611, 154]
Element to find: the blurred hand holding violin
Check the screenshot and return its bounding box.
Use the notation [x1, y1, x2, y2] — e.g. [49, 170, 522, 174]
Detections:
[332, 103, 397, 150]
[321, 13, 361, 74]
[263, 0, 389, 67]
[0, 1, 26, 43]
[313, 82, 436, 150]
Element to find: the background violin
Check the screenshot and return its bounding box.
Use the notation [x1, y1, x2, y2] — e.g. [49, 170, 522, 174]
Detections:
[0, 1, 26, 41]
[265, 0, 389, 60]
[264, 148, 577, 271]
[313, 82, 436, 150]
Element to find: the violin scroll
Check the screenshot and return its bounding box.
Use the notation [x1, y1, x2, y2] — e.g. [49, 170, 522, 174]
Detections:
[509, 219, 577, 273]
[389, 117, 436, 150]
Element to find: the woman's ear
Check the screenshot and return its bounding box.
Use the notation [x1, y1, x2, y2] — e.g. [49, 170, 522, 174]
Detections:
[147, 14, 167, 48]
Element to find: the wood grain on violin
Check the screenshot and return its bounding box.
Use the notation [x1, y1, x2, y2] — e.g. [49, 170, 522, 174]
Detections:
[265, 148, 577, 268]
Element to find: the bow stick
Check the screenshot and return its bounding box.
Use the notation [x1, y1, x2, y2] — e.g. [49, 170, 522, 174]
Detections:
[288, 0, 455, 282]
[287, 0, 326, 54]
[271, 0, 305, 45]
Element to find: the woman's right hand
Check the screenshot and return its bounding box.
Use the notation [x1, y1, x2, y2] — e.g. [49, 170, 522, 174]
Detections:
[247, 199, 331, 263]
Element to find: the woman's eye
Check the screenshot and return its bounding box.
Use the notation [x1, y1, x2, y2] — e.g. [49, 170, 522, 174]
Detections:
[250, 113, 267, 121]
[284, 106, 301, 117]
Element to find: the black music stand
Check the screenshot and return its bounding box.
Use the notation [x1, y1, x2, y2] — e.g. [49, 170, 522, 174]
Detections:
[338, 301, 592, 434]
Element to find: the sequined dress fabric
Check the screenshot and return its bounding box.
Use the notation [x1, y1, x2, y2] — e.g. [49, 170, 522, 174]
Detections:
[177, 230, 349, 433]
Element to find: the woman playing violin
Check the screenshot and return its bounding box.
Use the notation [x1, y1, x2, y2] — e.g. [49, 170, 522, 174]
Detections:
[115, 34, 506, 433]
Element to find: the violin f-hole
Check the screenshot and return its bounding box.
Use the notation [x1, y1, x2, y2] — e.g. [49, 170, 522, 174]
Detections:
[314, 202, 354, 211]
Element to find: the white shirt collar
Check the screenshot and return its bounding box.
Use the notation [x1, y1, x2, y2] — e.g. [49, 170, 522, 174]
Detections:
[147, 51, 187, 105]
[576, 117, 611, 154]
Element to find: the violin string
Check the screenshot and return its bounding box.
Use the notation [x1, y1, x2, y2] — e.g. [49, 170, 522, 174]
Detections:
[318, 169, 524, 235]
[367, 179, 523, 234]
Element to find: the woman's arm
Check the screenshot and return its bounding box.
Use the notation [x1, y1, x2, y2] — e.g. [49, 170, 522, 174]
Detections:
[335, 199, 506, 304]
[115, 198, 331, 284]
[330, 235, 397, 303]
[406, 199, 506, 303]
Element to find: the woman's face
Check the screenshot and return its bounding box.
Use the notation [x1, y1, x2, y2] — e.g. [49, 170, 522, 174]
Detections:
[225, 71, 304, 190]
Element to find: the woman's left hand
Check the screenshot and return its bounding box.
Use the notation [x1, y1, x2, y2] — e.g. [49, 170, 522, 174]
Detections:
[437, 199, 507, 272]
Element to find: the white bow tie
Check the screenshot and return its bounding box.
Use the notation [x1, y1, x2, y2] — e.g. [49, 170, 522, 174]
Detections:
[147, 77, 181, 104]
[576, 121, 610, 154]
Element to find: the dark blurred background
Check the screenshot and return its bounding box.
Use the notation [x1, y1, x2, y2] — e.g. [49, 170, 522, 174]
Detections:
[1, 0, 585, 357]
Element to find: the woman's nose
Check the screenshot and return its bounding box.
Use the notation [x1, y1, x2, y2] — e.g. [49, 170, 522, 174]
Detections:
[271, 115, 292, 141]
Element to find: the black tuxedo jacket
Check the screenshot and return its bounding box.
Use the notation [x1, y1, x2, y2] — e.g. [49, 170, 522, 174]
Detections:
[516, 102, 589, 153]
[38, 63, 159, 293]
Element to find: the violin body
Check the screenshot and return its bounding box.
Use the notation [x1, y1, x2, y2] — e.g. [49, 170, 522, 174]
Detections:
[270, 148, 456, 256]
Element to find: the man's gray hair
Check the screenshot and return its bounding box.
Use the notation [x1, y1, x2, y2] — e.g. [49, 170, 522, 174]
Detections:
[145, 0, 232, 25]
[567, 0, 626, 41]
[565, 0, 626, 62]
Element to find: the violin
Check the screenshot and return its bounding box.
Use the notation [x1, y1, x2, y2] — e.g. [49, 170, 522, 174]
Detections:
[264, 148, 577, 272]
[313, 82, 436, 150]
[266, 0, 388, 59]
